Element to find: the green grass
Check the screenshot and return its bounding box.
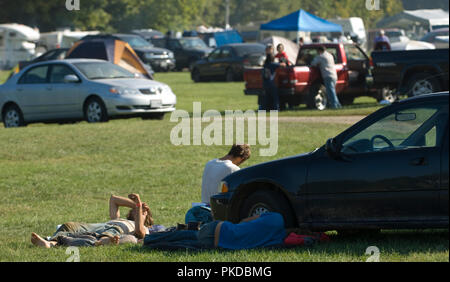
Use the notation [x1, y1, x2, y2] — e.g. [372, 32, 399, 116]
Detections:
[0, 72, 447, 262]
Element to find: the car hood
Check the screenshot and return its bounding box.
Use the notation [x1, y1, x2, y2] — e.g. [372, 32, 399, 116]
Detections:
[223, 151, 316, 193]
[95, 78, 167, 89]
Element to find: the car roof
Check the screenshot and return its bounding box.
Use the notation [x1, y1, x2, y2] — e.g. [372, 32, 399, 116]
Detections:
[22, 58, 108, 68]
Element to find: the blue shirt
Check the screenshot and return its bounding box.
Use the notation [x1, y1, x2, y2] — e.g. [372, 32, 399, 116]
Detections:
[218, 212, 286, 250]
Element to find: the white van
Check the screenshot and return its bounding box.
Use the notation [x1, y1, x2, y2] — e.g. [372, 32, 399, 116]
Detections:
[39, 29, 100, 51]
[328, 17, 367, 49]
[0, 23, 40, 70]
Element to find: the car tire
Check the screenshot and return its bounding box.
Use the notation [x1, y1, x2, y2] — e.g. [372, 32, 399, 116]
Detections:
[406, 73, 441, 97]
[192, 68, 202, 83]
[2, 104, 26, 128]
[225, 68, 235, 82]
[84, 97, 108, 123]
[307, 83, 327, 111]
[239, 189, 296, 228]
[142, 113, 165, 120]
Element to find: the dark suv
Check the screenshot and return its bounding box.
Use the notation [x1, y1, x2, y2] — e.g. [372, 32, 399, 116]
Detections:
[114, 34, 175, 72]
[151, 37, 213, 70]
[211, 92, 449, 232]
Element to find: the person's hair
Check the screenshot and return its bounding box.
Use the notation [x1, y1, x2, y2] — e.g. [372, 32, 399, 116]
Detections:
[228, 144, 251, 161]
[379, 29, 385, 36]
[127, 207, 154, 227]
[318, 45, 326, 53]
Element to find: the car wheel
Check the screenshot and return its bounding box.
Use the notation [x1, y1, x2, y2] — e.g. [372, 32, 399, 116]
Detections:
[307, 83, 327, 111]
[192, 69, 201, 83]
[142, 113, 165, 120]
[376, 87, 397, 103]
[239, 190, 296, 228]
[225, 68, 235, 82]
[2, 104, 25, 128]
[406, 73, 441, 97]
[84, 97, 108, 123]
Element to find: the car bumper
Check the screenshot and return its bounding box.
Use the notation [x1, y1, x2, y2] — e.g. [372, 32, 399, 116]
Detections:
[149, 59, 176, 70]
[104, 95, 176, 116]
[244, 88, 295, 96]
[210, 192, 233, 221]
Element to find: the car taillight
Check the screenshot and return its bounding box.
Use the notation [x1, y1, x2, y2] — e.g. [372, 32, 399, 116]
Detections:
[369, 57, 374, 67]
[289, 71, 297, 85]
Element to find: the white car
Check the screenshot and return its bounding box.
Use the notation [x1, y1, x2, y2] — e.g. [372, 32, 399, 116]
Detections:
[0, 59, 177, 127]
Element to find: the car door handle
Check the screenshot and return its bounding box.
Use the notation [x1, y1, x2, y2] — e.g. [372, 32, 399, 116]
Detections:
[410, 157, 427, 166]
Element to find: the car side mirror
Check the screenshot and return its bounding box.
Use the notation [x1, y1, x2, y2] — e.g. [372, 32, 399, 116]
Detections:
[64, 74, 80, 83]
[326, 138, 341, 159]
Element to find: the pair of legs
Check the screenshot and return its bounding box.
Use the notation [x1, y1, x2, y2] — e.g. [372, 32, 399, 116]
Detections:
[261, 81, 280, 111]
[31, 222, 134, 248]
[323, 76, 342, 109]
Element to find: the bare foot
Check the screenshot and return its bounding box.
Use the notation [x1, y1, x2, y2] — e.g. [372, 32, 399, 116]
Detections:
[111, 235, 120, 245]
[31, 233, 53, 248]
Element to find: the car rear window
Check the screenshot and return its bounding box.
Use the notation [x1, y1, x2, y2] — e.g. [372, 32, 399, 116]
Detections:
[234, 44, 265, 56]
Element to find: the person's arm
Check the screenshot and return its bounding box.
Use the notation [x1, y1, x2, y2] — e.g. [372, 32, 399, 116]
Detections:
[128, 194, 147, 239]
[109, 195, 136, 220]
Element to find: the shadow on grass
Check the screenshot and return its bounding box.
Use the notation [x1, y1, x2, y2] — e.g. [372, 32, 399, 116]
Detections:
[133, 229, 448, 258]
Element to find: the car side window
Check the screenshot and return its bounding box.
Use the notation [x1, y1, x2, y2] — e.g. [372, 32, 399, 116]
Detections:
[18, 65, 49, 84]
[221, 48, 232, 59]
[49, 65, 77, 83]
[209, 48, 222, 60]
[168, 40, 181, 50]
[344, 45, 366, 60]
[341, 103, 448, 155]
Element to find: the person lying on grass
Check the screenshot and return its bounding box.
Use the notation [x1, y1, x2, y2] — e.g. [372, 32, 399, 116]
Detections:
[31, 194, 153, 248]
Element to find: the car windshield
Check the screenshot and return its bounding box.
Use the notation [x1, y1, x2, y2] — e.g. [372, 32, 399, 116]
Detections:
[120, 35, 153, 48]
[234, 44, 265, 56]
[179, 38, 208, 49]
[74, 62, 136, 80]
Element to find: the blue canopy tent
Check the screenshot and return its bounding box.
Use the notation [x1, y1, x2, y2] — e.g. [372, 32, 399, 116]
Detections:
[260, 9, 342, 41]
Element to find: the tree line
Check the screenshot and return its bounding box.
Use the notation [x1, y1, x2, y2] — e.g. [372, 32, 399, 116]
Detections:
[0, 0, 404, 33]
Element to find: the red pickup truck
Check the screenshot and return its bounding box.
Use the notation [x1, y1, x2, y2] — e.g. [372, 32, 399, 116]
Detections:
[244, 43, 383, 110]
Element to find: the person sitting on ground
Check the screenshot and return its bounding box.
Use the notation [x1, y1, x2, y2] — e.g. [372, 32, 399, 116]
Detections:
[30, 194, 153, 248]
[201, 144, 251, 205]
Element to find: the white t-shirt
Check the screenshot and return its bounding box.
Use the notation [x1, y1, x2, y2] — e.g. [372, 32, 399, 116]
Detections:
[201, 159, 240, 204]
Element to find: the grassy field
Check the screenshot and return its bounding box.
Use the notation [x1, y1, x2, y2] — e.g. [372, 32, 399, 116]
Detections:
[0, 71, 448, 262]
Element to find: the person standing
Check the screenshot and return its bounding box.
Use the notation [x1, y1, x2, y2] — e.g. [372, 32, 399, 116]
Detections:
[374, 30, 391, 51]
[262, 44, 286, 111]
[311, 45, 341, 109]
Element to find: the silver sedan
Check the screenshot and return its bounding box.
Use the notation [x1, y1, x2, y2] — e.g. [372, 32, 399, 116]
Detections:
[0, 59, 177, 128]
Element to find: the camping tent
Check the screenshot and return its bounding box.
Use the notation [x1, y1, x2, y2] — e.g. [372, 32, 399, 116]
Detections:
[260, 9, 342, 33]
[261, 36, 299, 64]
[66, 36, 153, 79]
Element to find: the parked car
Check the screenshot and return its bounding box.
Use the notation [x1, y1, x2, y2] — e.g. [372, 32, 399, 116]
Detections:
[244, 43, 382, 110]
[191, 43, 266, 82]
[420, 28, 449, 49]
[371, 48, 449, 98]
[0, 59, 177, 128]
[151, 36, 213, 70]
[211, 92, 449, 233]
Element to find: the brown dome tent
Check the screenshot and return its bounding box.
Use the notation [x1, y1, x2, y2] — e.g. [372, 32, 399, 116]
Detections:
[66, 35, 154, 79]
